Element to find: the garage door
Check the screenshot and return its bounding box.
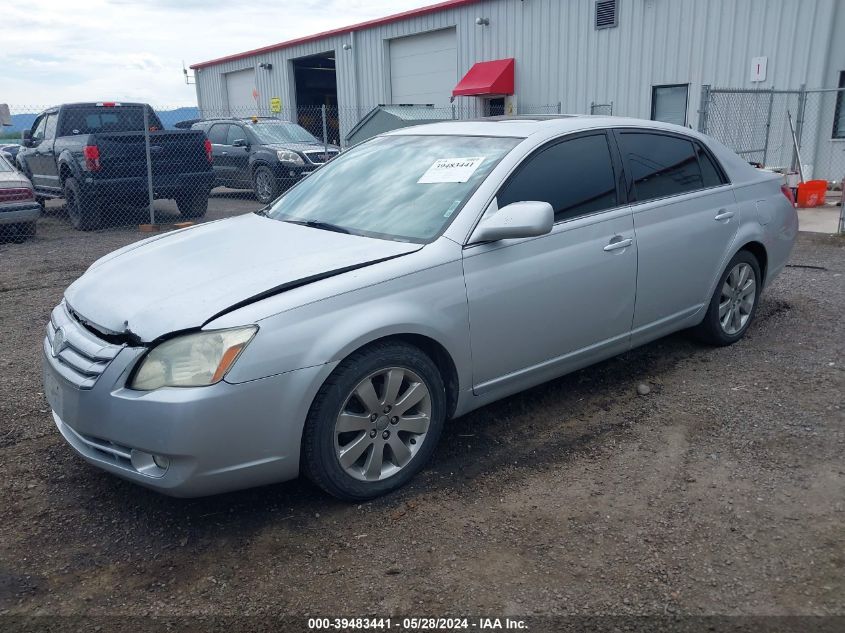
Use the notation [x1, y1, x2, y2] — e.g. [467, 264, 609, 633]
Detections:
[226, 68, 257, 115]
[389, 28, 456, 106]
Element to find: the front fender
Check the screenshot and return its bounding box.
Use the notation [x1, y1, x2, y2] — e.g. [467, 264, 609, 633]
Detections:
[211, 243, 472, 394]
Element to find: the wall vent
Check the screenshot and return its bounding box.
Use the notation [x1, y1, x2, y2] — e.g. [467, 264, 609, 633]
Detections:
[595, 0, 618, 30]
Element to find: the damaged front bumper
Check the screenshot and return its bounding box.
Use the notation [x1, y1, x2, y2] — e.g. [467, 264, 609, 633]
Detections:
[42, 303, 335, 497]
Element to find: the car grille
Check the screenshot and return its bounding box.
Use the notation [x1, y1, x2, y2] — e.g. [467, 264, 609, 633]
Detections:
[44, 302, 124, 389]
[303, 150, 338, 165]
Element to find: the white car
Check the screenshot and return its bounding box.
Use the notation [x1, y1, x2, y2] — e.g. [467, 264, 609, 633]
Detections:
[0, 153, 39, 242]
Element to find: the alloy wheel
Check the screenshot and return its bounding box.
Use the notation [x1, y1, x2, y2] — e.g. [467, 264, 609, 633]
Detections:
[719, 262, 756, 335]
[255, 170, 273, 202]
[334, 367, 432, 482]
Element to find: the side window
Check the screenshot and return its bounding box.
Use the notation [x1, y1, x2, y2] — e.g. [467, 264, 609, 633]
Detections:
[695, 143, 727, 187]
[31, 116, 48, 142]
[227, 125, 247, 145]
[651, 84, 689, 126]
[207, 124, 229, 145]
[617, 132, 703, 202]
[497, 133, 618, 222]
[43, 114, 58, 140]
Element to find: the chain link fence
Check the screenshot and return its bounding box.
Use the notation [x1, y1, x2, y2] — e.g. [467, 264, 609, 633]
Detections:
[700, 86, 845, 183]
[0, 102, 563, 242]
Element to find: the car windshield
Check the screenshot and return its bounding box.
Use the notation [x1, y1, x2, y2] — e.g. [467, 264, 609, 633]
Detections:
[248, 121, 320, 144]
[264, 134, 520, 242]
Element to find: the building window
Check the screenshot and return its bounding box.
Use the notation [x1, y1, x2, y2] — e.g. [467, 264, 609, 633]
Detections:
[595, 0, 618, 30]
[833, 71, 845, 139]
[651, 84, 689, 127]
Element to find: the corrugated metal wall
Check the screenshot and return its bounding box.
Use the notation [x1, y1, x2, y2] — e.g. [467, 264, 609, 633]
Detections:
[195, 0, 843, 131]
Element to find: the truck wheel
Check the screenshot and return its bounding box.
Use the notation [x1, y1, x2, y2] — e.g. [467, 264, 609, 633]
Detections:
[64, 177, 102, 231]
[176, 190, 209, 219]
[253, 166, 278, 204]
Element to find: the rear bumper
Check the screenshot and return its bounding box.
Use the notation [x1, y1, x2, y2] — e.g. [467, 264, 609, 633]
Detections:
[0, 202, 40, 224]
[81, 170, 214, 200]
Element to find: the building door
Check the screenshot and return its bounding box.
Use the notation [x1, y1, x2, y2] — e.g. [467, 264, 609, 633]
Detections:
[291, 52, 338, 143]
[389, 28, 456, 106]
[226, 68, 257, 116]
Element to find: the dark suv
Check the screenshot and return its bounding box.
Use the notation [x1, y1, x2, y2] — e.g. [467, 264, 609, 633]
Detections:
[191, 117, 339, 204]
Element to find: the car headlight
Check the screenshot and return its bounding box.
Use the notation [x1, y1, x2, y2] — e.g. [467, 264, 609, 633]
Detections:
[130, 326, 257, 391]
[276, 149, 304, 164]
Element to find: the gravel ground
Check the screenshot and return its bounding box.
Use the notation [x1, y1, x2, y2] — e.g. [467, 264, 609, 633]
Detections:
[0, 206, 843, 628]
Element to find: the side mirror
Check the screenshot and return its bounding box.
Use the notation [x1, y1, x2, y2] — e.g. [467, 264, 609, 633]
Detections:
[21, 130, 32, 147]
[469, 200, 554, 243]
[232, 138, 248, 148]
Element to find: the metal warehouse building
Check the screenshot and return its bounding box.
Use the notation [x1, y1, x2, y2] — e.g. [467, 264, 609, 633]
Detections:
[191, 0, 845, 178]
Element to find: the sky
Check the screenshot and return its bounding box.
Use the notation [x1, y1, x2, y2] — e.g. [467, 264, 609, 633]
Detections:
[2, 0, 432, 109]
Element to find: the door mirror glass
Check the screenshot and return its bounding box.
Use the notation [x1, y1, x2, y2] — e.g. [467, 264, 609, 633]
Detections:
[231, 138, 248, 148]
[469, 200, 554, 243]
[21, 130, 32, 147]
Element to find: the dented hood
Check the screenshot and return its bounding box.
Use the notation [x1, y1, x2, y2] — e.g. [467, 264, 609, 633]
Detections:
[65, 213, 421, 342]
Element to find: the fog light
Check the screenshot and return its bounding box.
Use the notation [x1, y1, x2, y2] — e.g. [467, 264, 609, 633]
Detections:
[152, 455, 170, 470]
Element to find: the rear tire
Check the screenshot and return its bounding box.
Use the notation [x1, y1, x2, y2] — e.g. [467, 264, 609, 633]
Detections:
[253, 166, 279, 204]
[694, 250, 761, 346]
[64, 177, 102, 231]
[302, 341, 446, 501]
[176, 190, 209, 219]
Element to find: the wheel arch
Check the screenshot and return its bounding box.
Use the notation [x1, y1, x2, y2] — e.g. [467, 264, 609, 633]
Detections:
[739, 240, 768, 287]
[57, 156, 79, 187]
[343, 333, 460, 420]
[250, 159, 273, 176]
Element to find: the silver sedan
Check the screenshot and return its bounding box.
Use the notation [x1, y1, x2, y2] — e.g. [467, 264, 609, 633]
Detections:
[43, 116, 798, 500]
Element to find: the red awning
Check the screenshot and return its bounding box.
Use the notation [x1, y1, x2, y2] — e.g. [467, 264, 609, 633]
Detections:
[452, 58, 515, 97]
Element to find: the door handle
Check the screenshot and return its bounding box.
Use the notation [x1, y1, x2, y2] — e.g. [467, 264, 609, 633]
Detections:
[603, 237, 633, 252]
[714, 209, 735, 221]
[220, 151, 228, 156]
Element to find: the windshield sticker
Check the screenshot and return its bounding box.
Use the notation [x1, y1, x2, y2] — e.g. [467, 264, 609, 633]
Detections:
[418, 157, 485, 184]
[443, 199, 462, 218]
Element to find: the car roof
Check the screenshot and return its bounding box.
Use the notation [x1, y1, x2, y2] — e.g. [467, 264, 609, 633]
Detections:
[385, 114, 764, 187]
[386, 115, 703, 139]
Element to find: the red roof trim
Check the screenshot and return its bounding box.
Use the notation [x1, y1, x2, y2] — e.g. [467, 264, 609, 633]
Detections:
[452, 58, 515, 96]
[190, 0, 481, 70]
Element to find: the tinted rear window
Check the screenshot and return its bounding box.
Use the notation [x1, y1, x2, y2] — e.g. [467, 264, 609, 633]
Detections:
[207, 124, 229, 145]
[60, 107, 163, 135]
[696, 143, 727, 187]
[618, 132, 704, 202]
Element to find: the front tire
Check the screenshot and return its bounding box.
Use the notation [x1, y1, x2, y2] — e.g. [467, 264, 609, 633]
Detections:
[253, 165, 278, 204]
[64, 177, 102, 231]
[694, 250, 761, 346]
[302, 341, 446, 501]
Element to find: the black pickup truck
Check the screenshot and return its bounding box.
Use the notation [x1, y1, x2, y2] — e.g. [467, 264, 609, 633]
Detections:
[16, 102, 214, 230]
